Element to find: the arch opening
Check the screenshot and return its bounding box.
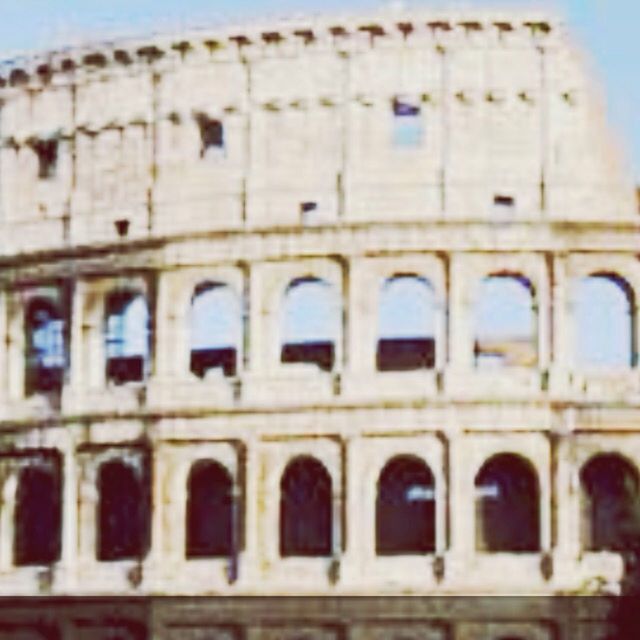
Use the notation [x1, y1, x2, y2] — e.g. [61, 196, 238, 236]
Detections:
[376, 276, 436, 371]
[186, 460, 234, 558]
[105, 291, 150, 384]
[280, 278, 340, 372]
[376, 455, 436, 555]
[24, 298, 65, 395]
[14, 457, 62, 566]
[280, 456, 333, 557]
[474, 274, 537, 368]
[190, 283, 241, 379]
[574, 274, 635, 368]
[474, 453, 540, 552]
[97, 459, 150, 561]
[580, 454, 640, 551]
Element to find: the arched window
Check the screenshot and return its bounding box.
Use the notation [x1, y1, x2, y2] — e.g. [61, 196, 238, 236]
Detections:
[190, 283, 242, 378]
[186, 460, 234, 558]
[574, 274, 635, 368]
[474, 274, 537, 368]
[14, 458, 62, 566]
[377, 276, 436, 371]
[280, 456, 333, 557]
[24, 299, 65, 395]
[97, 459, 149, 561]
[105, 292, 150, 384]
[376, 455, 435, 554]
[281, 277, 340, 372]
[475, 453, 540, 552]
[580, 454, 640, 551]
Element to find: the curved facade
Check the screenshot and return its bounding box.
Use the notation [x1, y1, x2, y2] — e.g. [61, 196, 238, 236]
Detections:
[0, 7, 637, 640]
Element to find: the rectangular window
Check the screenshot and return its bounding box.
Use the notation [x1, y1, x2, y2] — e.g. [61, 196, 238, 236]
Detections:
[392, 97, 423, 148]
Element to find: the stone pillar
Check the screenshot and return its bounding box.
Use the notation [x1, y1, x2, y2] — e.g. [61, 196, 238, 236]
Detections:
[6, 291, 24, 401]
[448, 254, 472, 373]
[550, 253, 569, 392]
[537, 254, 552, 373]
[346, 260, 376, 376]
[147, 442, 165, 587]
[152, 271, 172, 380]
[240, 434, 260, 586]
[445, 429, 473, 583]
[0, 291, 9, 406]
[341, 435, 366, 586]
[76, 456, 98, 570]
[247, 265, 265, 375]
[553, 422, 581, 586]
[68, 280, 85, 393]
[59, 441, 79, 589]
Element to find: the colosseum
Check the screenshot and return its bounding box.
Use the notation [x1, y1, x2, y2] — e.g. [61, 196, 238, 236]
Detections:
[0, 5, 637, 639]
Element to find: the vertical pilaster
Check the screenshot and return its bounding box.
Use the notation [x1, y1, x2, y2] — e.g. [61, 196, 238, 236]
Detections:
[59, 441, 78, 589]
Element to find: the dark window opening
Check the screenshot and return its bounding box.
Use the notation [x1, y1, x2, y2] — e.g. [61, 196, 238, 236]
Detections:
[97, 459, 150, 561]
[281, 342, 335, 372]
[575, 273, 635, 368]
[105, 291, 149, 385]
[281, 277, 340, 373]
[474, 274, 537, 368]
[377, 276, 437, 372]
[376, 456, 435, 555]
[581, 454, 640, 552]
[475, 453, 540, 553]
[280, 456, 332, 557]
[494, 194, 515, 208]
[392, 97, 423, 147]
[29, 138, 59, 180]
[25, 299, 65, 396]
[194, 112, 224, 157]
[376, 338, 435, 372]
[186, 460, 234, 558]
[393, 97, 420, 117]
[14, 458, 62, 566]
[191, 347, 237, 378]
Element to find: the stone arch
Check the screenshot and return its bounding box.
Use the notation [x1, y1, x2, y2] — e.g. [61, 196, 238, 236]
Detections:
[105, 290, 150, 384]
[376, 275, 437, 371]
[280, 277, 340, 372]
[186, 459, 234, 558]
[280, 455, 333, 557]
[376, 454, 436, 555]
[473, 273, 537, 368]
[97, 458, 150, 561]
[189, 282, 242, 378]
[580, 453, 640, 551]
[475, 453, 540, 552]
[574, 272, 635, 368]
[24, 297, 65, 395]
[14, 455, 62, 566]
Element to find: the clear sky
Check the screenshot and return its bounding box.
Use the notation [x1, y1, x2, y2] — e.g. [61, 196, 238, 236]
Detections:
[0, 0, 637, 181]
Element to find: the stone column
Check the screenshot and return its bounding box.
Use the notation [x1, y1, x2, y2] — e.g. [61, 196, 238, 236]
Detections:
[239, 434, 260, 586]
[59, 440, 79, 589]
[445, 429, 473, 584]
[448, 254, 473, 376]
[68, 281, 85, 398]
[550, 253, 569, 392]
[346, 260, 376, 376]
[340, 435, 366, 586]
[6, 291, 24, 401]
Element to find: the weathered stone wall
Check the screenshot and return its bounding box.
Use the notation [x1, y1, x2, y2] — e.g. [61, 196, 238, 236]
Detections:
[0, 7, 636, 619]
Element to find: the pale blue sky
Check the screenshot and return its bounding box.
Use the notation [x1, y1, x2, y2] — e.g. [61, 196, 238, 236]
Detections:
[0, 0, 637, 180]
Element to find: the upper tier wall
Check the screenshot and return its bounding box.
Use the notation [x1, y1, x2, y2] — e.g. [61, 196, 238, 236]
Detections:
[0, 9, 635, 255]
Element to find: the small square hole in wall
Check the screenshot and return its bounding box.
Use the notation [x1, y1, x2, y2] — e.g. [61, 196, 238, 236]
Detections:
[392, 97, 424, 148]
[300, 201, 318, 225]
[493, 194, 516, 213]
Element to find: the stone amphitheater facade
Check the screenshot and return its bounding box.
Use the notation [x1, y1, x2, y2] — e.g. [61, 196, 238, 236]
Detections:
[0, 6, 637, 640]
